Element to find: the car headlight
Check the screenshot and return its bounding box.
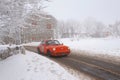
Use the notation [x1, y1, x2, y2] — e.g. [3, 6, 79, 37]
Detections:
[53, 48, 56, 51]
[68, 47, 70, 50]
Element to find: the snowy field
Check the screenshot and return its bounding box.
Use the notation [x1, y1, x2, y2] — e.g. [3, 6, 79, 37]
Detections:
[0, 50, 78, 80]
[59, 38, 120, 55]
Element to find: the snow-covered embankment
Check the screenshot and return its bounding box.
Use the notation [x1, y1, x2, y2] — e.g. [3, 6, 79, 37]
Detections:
[0, 50, 78, 80]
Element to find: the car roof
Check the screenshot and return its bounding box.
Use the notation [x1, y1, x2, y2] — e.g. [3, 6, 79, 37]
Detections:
[43, 40, 58, 42]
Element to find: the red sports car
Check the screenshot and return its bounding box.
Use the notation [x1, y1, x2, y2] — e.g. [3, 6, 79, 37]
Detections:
[37, 40, 70, 56]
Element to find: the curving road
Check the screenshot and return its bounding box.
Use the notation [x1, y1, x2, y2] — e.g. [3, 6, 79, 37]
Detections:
[24, 46, 120, 80]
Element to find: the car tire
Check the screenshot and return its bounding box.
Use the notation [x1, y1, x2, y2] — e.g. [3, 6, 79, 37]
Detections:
[47, 50, 52, 57]
[37, 48, 41, 54]
[64, 55, 68, 57]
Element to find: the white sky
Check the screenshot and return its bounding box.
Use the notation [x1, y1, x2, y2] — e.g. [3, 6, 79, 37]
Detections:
[45, 0, 120, 24]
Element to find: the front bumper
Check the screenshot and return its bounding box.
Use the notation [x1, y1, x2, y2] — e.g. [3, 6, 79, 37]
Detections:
[51, 50, 70, 56]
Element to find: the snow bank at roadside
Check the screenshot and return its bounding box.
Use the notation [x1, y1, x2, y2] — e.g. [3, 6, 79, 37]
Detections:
[0, 50, 78, 80]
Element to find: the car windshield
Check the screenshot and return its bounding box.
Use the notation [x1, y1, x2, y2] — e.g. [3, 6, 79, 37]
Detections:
[46, 40, 60, 45]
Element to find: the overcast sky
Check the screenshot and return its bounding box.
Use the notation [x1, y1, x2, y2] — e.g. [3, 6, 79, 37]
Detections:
[45, 0, 120, 24]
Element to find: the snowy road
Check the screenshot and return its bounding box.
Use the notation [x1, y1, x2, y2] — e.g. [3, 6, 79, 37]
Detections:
[24, 46, 120, 80]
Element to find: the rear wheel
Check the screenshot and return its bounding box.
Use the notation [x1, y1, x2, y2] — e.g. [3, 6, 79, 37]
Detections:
[47, 50, 52, 57]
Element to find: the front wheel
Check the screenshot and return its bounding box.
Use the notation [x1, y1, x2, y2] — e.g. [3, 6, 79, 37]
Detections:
[47, 50, 52, 57]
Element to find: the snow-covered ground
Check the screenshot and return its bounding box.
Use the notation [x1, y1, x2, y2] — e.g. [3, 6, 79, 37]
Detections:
[0, 50, 78, 80]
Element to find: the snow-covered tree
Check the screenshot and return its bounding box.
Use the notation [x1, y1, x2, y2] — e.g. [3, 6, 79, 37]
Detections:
[0, 0, 50, 44]
[108, 21, 120, 37]
[56, 18, 107, 38]
[56, 20, 82, 38]
[83, 18, 106, 37]
[113, 21, 120, 36]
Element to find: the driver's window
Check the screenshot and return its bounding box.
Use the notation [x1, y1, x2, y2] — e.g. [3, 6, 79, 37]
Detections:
[46, 41, 51, 45]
